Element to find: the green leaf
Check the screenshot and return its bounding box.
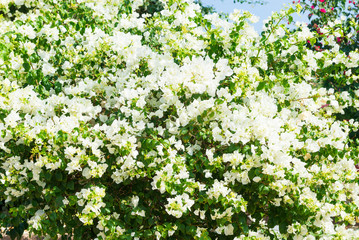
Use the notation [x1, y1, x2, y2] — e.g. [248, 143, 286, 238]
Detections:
[279, 222, 287, 234]
[55, 171, 63, 181]
[238, 214, 249, 233]
[55, 196, 63, 207]
[69, 196, 77, 206]
[68, 181, 75, 190]
[44, 172, 52, 181]
[49, 212, 57, 221]
[259, 185, 270, 194]
[256, 81, 266, 91]
[248, 168, 256, 179]
[23, 62, 30, 72]
[281, 79, 290, 88]
[54, 82, 62, 94]
[288, 15, 293, 24]
[177, 222, 185, 234]
[44, 192, 52, 203]
[136, 217, 143, 224]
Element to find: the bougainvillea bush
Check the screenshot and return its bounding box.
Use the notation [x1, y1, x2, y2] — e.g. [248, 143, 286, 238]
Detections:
[1, 0, 359, 239]
[299, 0, 359, 88]
[298, 0, 359, 144]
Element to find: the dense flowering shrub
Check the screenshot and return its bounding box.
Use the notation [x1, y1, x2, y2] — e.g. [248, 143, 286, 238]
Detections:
[1, 0, 359, 239]
[299, 0, 359, 65]
[299, 0, 359, 143]
[300, 0, 359, 28]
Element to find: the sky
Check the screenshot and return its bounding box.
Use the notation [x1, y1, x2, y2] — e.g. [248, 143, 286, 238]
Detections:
[201, 0, 308, 32]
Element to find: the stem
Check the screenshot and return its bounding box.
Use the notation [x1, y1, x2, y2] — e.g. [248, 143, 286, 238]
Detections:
[255, 14, 286, 59]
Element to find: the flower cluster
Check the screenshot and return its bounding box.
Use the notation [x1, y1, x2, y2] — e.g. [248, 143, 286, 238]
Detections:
[0, 0, 359, 239]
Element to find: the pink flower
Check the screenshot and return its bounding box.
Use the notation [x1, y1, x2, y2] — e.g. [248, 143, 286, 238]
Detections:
[319, 8, 326, 13]
[311, 5, 315, 9]
[319, 0, 325, 2]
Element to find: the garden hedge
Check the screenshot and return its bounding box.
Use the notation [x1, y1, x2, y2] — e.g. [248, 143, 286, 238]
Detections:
[0, 0, 359, 239]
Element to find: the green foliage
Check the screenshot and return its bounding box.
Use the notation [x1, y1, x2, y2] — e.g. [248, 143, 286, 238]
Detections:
[0, 0, 358, 239]
[300, 0, 359, 148]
